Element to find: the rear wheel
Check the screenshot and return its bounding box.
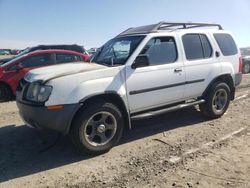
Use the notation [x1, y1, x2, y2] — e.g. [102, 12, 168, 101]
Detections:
[70, 100, 124, 155]
[199, 82, 230, 118]
[0, 83, 12, 102]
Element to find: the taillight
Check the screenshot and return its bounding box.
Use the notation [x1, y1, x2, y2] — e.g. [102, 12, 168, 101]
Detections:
[239, 56, 243, 73]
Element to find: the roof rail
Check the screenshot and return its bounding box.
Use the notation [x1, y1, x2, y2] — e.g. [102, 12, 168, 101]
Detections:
[156, 22, 223, 30]
[117, 22, 223, 37]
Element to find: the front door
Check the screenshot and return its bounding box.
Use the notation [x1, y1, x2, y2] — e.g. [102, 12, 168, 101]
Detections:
[4, 53, 54, 92]
[126, 36, 185, 113]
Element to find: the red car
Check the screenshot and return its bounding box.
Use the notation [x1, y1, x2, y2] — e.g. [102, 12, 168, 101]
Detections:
[0, 49, 89, 101]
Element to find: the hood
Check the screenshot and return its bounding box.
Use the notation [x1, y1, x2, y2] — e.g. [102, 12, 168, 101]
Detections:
[24, 62, 106, 83]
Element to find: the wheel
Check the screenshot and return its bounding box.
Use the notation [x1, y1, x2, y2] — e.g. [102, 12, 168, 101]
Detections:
[0, 83, 12, 102]
[243, 62, 250, 74]
[199, 82, 230, 118]
[70, 100, 124, 155]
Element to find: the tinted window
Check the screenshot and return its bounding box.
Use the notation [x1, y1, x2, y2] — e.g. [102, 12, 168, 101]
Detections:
[20, 54, 53, 68]
[200, 35, 212, 58]
[214, 33, 238, 56]
[183, 34, 204, 60]
[183, 34, 213, 60]
[139, 37, 177, 65]
[56, 53, 80, 64]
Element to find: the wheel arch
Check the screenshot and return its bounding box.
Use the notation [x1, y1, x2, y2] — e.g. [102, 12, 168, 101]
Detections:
[202, 74, 235, 100]
[69, 92, 131, 133]
[0, 81, 14, 95]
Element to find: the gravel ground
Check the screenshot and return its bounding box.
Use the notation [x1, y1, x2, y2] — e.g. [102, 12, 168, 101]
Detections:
[0, 74, 250, 188]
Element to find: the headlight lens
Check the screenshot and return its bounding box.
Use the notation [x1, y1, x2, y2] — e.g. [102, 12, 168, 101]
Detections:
[26, 83, 52, 102]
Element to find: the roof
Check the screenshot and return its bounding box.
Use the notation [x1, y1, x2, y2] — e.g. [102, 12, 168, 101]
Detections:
[117, 22, 223, 37]
[27, 49, 87, 56]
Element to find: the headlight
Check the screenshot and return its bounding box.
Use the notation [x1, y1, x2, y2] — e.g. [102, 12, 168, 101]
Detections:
[26, 83, 52, 102]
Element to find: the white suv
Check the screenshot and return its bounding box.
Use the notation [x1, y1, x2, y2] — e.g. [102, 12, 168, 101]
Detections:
[17, 22, 242, 155]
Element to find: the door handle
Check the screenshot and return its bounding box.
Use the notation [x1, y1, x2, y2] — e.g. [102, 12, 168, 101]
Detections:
[174, 68, 182, 73]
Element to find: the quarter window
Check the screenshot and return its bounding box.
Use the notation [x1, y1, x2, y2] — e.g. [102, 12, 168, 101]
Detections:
[213, 33, 238, 56]
[139, 37, 177, 66]
[182, 34, 213, 60]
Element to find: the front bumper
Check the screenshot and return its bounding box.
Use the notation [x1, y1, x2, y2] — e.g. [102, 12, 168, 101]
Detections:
[17, 100, 80, 134]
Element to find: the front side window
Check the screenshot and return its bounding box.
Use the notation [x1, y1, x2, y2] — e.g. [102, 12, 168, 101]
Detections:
[213, 33, 238, 56]
[182, 34, 213, 60]
[56, 53, 80, 64]
[91, 36, 145, 66]
[20, 54, 53, 68]
[139, 37, 177, 66]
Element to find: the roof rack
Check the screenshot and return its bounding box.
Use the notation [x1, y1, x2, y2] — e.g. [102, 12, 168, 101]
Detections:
[117, 22, 223, 37]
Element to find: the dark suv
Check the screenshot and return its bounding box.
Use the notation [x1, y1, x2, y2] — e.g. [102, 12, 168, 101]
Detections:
[0, 44, 89, 65]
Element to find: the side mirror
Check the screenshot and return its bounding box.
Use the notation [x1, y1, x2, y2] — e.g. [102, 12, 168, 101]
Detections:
[14, 64, 23, 72]
[131, 55, 149, 69]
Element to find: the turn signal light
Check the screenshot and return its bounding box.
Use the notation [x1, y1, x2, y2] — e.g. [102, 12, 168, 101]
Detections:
[47, 105, 64, 110]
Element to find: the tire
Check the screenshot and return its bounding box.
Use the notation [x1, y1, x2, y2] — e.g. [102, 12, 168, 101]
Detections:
[70, 100, 124, 155]
[199, 82, 231, 118]
[0, 83, 12, 102]
[243, 62, 250, 74]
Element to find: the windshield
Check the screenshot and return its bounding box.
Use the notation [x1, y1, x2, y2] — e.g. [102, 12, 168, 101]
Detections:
[15, 47, 31, 57]
[91, 35, 145, 66]
[0, 54, 27, 67]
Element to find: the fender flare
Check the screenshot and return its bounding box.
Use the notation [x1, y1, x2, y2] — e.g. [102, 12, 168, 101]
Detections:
[74, 91, 132, 130]
[202, 74, 235, 100]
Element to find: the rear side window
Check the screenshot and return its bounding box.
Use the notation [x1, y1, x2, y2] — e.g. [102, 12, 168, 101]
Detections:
[182, 34, 213, 60]
[56, 53, 81, 64]
[200, 35, 212, 58]
[213, 33, 238, 56]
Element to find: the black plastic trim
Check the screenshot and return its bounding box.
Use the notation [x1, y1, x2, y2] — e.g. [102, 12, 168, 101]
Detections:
[129, 79, 205, 95]
[17, 100, 80, 134]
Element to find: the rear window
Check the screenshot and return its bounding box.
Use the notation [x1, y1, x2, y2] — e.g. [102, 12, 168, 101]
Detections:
[213, 33, 238, 56]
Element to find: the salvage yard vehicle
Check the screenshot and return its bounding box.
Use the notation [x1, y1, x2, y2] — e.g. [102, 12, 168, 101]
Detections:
[0, 44, 90, 65]
[242, 56, 250, 73]
[0, 49, 89, 101]
[0, 50, 10, 55]
[17, 22, 242, 155]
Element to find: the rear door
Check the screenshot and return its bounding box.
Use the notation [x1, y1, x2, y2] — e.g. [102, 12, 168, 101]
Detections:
[181, 33, 220, 99]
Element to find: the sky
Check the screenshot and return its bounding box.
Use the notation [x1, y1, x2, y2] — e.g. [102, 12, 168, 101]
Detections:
[0, 0, 250, 49]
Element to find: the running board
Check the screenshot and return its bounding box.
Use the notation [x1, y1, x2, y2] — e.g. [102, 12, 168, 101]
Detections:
[131, 99, 205, 121]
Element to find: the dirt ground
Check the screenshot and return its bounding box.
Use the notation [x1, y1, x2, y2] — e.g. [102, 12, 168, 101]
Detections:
[0, 74, 250, 188]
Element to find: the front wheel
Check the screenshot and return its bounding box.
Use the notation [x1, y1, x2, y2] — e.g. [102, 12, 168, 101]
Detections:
[199, 82, 231, 118]
[70, 101, 124, 155]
